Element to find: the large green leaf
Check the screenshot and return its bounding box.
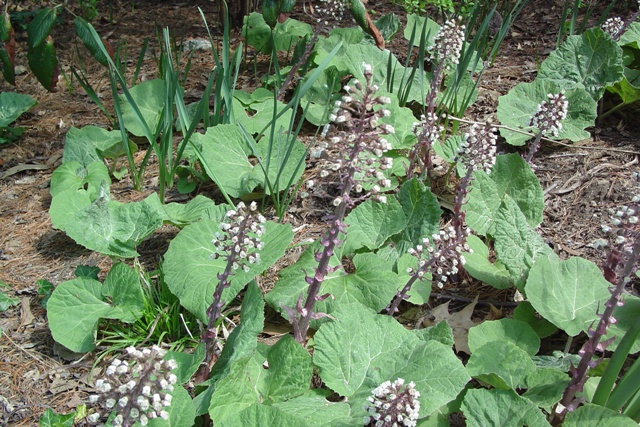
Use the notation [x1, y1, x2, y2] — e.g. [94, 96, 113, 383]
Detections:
[314, 303, 469, 419]
[465, 154, 544, 235]
[27, 8, 57, 48]
[466, 340, 537, 390]
[60, 193, 164, 258]
[562, 403, 638, 426]
[271, 390, 352, 426]
[62, 126, 123, 166]
[27, 35, 58, 91]
[525, 256, 611, 336]
[119, 79, 165, 137]
[250, 132, 307, 196]
[243, 13, 313, 54]
[47, 263, 145, 352]
[208, 355, 266, 422]
[394, 178, 442, 253]
[607, 67, 640, 104]
[163, 217, 293, 322]
[49, 161, 111, 198]
[146, 194, 217, 226]
[522, 368, 569, 411]
[403, 14, 439, 48]
[0, 92, 36, 127]
[191, 125, 260, 198]
[492, 196, 557, 287]
[49, 188, 92, 230]
[513, 301, 558, 339]
[265, 249, 400, 328]
[101, 262, 145, 323]
[620, 22, 640, 48]
[265, 335, 313, 402]
[233, 94, 293, 137]
[497, 80, 596, 146]
[343, 198, 406, 253]
[538, 27, 623, 100]
[148, 385, 195, 427]
[468, 319, 540, 357]
[461, 235, 513, 290]
[218, 403, 308, 427]
[461, 388, 550, 427]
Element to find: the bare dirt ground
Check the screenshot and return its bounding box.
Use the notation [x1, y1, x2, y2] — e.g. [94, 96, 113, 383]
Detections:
[1, 0, 639, 425]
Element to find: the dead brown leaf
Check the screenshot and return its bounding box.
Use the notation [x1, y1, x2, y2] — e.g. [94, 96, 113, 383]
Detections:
[423, 296, 480, 354]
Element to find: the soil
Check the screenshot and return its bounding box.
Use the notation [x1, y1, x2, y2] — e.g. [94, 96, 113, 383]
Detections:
[1, 0, 639, 425]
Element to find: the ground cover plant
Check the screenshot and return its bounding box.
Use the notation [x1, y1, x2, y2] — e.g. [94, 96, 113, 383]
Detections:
[1, 0, 640, 426]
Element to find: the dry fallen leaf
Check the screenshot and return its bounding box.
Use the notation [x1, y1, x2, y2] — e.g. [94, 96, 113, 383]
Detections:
[423, 296, 480, 354]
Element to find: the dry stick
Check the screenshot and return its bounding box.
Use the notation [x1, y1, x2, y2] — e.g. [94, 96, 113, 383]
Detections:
[448, 116, 640, 155]
[429, 292, 521, 307]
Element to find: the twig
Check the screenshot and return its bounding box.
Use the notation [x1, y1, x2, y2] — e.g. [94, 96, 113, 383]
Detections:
[430, 292, 521, 307]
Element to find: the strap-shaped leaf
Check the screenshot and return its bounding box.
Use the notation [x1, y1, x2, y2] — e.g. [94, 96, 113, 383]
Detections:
[27, 35, 59, 91]
[74, 17, 110, 66]
[0, 12, 15, 85]
[27, 7, 57, 48]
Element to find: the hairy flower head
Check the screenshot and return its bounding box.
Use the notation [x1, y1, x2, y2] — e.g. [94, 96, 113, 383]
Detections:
[406, 226, 470, 289]
[429, 18, 466, 70]
[211, 201, 265, 272]
[320, 63, 394, 207]
[456, 122, 497, 174]
[87, 345, 177, 426]
[530, 92, 568, 137]
[365, 378, 421, 427]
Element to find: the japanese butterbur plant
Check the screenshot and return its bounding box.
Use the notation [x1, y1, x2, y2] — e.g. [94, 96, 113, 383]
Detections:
[408, 17, 466, 177]
[525, 91, 568, 164]
[87, 345, 177, 426]
[365, 378, 421, 427]
[196, 201, 265, 381]
[286, 62, 394, 343]
[551, 173, 640, 425]
[388, 122, 496, 314]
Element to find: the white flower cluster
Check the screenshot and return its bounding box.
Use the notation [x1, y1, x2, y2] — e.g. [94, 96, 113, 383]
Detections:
[413, 112, 443, 152]
[211, 201, 265, 272]
[601, 172, 640, 252]
[87, 345, 178, 426]
[456, 122, 497, 174]
[406, 226, 470, 289]
[601, 16, 624, 38]
[315, 0, 347, 24]
[319, 63, 395, 206]
[365, 378, 421, 427]
[429, 18, 466, 70]
[530, 92, 568, 137]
